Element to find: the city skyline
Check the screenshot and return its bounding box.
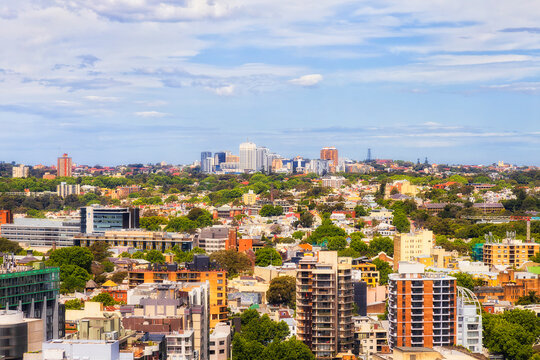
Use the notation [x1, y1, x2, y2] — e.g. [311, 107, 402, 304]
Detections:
[1, 1, 539, 165]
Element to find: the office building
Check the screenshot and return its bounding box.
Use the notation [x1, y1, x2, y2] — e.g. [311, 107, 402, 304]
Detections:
[309, 159, 330, 176]
[296, 252, 354, 359]
[56, 182, 81, 198]
[456, 287, 483, 353]
[0, 218, 80, 247]
[0, 260, 64, 341]
[239, 142, 257, 172]
[320, 147, 338, 172]
[214, 152, 226, 166]
[128, 256, 227, 328]
[393, 230, 433, 270]
[80, 206, 140, 234]
[201, 151, 213, 173]
[483, 238, 540, 267]
[75, 230, 193, 253]
[0, 310, 43, 360]
[388, 262, 456, 349]
[256, 146, 269, 172]
[0, 209, 13, 227]
[57, 153, 73, 177]
[12, 164, 30, 178]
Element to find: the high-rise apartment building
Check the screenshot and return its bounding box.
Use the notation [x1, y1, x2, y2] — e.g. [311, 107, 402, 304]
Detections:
[214, 152, 227, 165]
[12, 164, 29, 178]
[239, 142, 257, 172]
[393, 230, 433, 270]
[296, 252, 354, 359]
[388, 262, 456, 349]
[483, 238, 540, 267]
[57, 153, 73, 177]
[256, 146, 269, 172]
[0, 210, 13, 227]
[80, 206, 139, 234]
[201, 151, 213, 173]
[320, 147, 338, 173]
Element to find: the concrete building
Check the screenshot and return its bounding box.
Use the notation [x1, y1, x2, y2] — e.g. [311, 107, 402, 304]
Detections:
[57, 153, 73, 177]
[196, 226, 237, 254]
[388, 262, 456, 349]
[75, 230, 193, 253]
[352, 316, 388, 359]
[201, 151, 212, 173]
[322, 175, 346, 188]
[393, 230, 433, 270]
[456, 287, 482, 353]
[239, 142, 257, 172]
[12, 164, 30, 178]
[296, 252, 354, 359]
[320, 147, 338, 173]
[128, 257, 227, 328]
[256, 146, 269, 172]
[209, 323, 231, 360]
[0, 209, 14, 227]
[483, 238, 540, 267]
[0, 218, 80, 248]
[242, 189, 257, 205]
[0, 261, 64, 341]
[56, 182, 81, 198]
[41, 339, 132, 360]
[0, 310, 43, 360]
[80, 206, 140, 234]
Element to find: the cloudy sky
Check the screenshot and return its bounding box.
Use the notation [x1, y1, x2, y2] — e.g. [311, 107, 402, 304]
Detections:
[1, 0, 539, 166]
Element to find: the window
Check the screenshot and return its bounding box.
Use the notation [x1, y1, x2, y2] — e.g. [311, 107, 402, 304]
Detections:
[218, 280, 223, 284]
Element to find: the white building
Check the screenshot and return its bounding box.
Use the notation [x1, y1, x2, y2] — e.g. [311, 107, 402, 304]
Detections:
[12, 164, 29, 178]
[456, 287, 483, 353]
[56, 182, 81, 198]
[256, 146, 269, 172]
[40, 339, 133, 360]
[239, 142, 257, 172]
[209, 323, 231, 360]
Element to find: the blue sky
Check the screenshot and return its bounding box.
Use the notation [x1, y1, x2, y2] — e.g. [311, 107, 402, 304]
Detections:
[0, 0, 539, 166]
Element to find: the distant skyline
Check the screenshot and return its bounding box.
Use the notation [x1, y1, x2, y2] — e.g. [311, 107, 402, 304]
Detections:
[0, 1, 539, 166]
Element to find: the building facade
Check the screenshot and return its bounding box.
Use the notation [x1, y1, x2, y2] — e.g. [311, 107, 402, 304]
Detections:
[12, 164, 30, 178]
[0, 218, 80, 247]
[388, 262, 457, 349]
[0, 262, 64, 341]
[239, 142, 257, 172]
[393, 230, 434, 270]
[57, 182, 81, 198]
[320, 147, 338, 173]
[57, 153, 73, 177]
[483, 238, 540, 267]
[296, 252, 354, 359]
[0, 310, 43, 360]
[80, 206, 140, 234]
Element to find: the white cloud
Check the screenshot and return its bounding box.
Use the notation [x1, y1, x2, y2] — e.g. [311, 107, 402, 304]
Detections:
[208, 85, 235, 96]
[85, 95, 120, 102]
[289, 74, 323, 87]
[134, 111, 168, 117]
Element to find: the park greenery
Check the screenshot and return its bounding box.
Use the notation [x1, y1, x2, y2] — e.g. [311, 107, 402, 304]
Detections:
[266, 276, 296, 309]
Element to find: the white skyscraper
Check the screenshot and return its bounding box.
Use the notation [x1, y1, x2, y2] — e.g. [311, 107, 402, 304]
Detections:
[239, 142, 257, 172]
[256, 146, 269, 172]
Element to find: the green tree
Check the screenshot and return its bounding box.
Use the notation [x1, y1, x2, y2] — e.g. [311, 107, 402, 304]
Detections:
[267, 276, 296, 308]
[0, 237, 22, 253]
[139, 216, 168, 231]
[354, 205, 367, 217]
[292, 231, 305, 240]
[64, 299, 84, 310]
[307, 219, 347, 244]
[90, 292, 116, 306]
[392, 210, 410, 233]
[260, 205, 284, 217]
[350, 238, 369, 255]
[47, 247, 94, 272]
[326, 236, 347, 251]
[89, 241, 111, 263]
[298, 211, 314, 228]
[210, 250, 252, 277]
[372, 259, 393, 285]
[454, 272, 483, 291]
[165, 195, 178, 203]
[119, 251, 131, 258]
[165, 217, 198, 233]
[131, 251, 145, 259]
[145, 249, 165, 264]
[110, 271, 128, 284]
[516, 291, 540, 306]
[369, 237, 394, 256]
[255, 247, 282, 267]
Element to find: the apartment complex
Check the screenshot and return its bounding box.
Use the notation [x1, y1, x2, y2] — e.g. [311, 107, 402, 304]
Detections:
[296, 252, 354, 359]
[57, 182, 81, 198]
[0, 209, 13, 227]
[0, 262, 64, 340]
[12, 164, 30, 178]
[0, 218, 80, 248]
[483, 238, 540, 267]
[393, 230, 433, 269]
[74, 230, 193, 253]
[195, 226, 237, 254]
[127, 257, 227, 328]
[388, 262, 457, 349]
[351, 257, 380, 287]
[57, 153, 73, 177]
[320, 147, 338, 172]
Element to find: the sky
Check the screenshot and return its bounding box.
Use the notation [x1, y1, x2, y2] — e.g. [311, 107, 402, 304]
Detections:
[1, 1, 539, 166]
